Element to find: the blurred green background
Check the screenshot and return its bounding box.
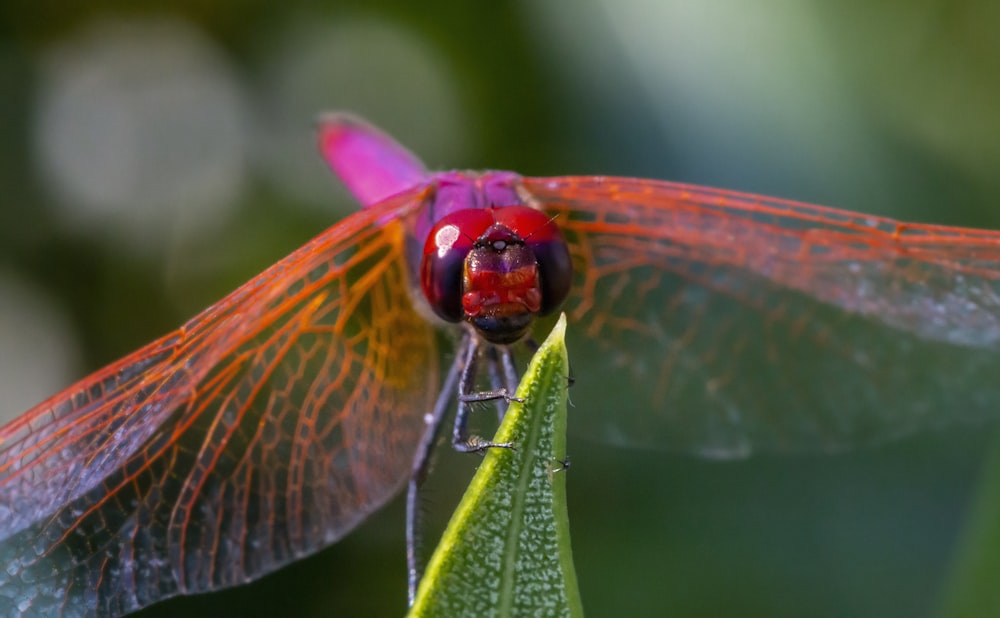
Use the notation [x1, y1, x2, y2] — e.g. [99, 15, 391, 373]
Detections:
[1, 1, 999, 616]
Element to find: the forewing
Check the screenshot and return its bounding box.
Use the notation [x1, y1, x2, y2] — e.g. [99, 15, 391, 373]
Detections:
[0, 186, 438, 617]
[524, 176, 1000, 456]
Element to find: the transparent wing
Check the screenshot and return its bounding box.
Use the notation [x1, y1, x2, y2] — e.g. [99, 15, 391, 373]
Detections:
[524, 176, 1000, 457]
[0, 186, 438, 617]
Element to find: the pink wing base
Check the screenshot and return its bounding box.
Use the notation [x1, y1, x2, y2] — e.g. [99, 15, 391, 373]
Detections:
[317, 113, 428, 208]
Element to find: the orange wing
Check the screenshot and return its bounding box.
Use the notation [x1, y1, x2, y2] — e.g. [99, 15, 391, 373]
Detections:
[0, 187, 437, 617]
[525, 176, 1000, 456]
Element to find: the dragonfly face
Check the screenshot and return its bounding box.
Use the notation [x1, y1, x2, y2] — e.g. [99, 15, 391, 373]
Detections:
[2, 112, 1000, 617]
[420, 203, 572, 344]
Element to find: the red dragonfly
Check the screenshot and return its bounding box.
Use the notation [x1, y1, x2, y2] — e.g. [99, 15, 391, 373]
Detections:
[3, 113, 1000, 617]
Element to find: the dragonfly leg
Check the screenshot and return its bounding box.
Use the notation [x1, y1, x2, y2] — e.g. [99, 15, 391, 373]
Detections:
[523, 336, 540, 354]
[484, 346, 507, 423]
[406, 333, 468, 606]
[452, 338, 518, 453]
[500, 344, 519, 394]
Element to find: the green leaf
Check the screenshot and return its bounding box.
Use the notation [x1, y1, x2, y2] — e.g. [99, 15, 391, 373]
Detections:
[408, 313, 582, 618]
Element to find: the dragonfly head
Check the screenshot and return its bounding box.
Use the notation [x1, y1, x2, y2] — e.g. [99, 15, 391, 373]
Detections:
[420, 205, 572, 345]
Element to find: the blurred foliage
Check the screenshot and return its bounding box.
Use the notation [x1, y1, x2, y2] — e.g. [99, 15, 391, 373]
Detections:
[940, 435, 1000, 617]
